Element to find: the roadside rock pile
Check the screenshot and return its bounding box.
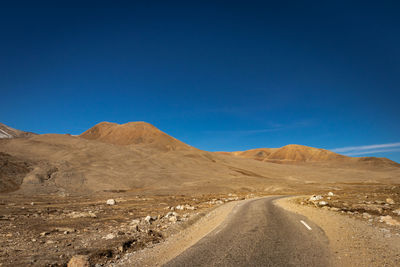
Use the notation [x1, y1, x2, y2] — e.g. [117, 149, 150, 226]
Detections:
[301, 189, 400, 229]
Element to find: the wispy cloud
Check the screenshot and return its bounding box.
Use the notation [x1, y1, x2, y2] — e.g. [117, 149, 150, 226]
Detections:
[332, 142, 400, 156]
[203, 120, 313, 135]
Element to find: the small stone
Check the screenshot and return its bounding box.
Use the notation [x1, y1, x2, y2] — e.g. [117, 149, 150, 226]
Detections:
[318, 201, 328, 206]
[40, 232, 50, 237]
[328, 192, 334, 196]
[144, 215, 153, 224]
[106, 199, 116, 205]
[104, 233, 115, 240]
[330, 207, 340, 211]
[392, 209, 400, 216]
[309, 195, 323, 201]
[169, 216, 178, 223]
[67, 255, 90, 267]
[362, 212, 372, 219]
[386, 198, 395, 205]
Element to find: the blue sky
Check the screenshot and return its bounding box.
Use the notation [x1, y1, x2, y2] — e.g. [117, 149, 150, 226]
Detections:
[1, 1, 399, 162]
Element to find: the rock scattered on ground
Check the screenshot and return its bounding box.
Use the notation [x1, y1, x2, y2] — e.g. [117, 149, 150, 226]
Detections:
[106, 199, 116, 205]
[67, 255, 90, 267]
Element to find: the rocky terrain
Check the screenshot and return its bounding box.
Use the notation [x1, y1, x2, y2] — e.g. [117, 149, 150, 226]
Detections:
[298, 185, 400, 230]
[0, 192, 250, 266]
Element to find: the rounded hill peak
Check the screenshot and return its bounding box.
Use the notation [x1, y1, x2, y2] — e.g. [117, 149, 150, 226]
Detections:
[79, 121, 192, 151]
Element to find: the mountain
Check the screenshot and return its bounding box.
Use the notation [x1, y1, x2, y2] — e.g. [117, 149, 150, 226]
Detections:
[221, 144, 399, 167]
[0, 123, 36, 139]
[79, 121, 193, 151]
[0, 122, 399, 195]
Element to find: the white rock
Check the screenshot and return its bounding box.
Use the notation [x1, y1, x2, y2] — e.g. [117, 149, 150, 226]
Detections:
[328, 192, 334, 196]
[104, 233, 115, 240]
[379, 215, 400, 226]
[106, 199, 116, 205]
[309, 195, 323, 201]
[392, 209, 400, 216]
[144, 215, 153, 224]
[318, 201, 328, 206]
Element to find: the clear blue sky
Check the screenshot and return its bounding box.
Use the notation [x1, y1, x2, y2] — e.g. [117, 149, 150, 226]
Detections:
[1, 1, 399, 162]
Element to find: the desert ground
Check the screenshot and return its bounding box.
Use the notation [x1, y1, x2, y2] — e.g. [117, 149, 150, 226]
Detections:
[0, 121, 400, 266]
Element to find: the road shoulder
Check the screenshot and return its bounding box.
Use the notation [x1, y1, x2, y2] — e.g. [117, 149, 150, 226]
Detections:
[276, 196, 400, 267]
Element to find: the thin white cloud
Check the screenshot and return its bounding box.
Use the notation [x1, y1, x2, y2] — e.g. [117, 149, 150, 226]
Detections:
[332, 142, 400, 156]
[332, 142, 400, 153]
[345, 148, 400, 156]
[204, 120, 313, 135]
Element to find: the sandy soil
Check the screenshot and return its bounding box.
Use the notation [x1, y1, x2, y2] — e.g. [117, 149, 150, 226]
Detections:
[277, 196, 400, 267]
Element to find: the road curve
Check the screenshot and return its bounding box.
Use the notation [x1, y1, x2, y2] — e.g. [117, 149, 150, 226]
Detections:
[164, 196, 332, 267]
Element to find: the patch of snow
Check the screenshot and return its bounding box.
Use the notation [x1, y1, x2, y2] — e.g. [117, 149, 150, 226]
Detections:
[0, 129, 12, 138]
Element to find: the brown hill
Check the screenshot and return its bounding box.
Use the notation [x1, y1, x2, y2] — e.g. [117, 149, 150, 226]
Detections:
[0, 122, 399, 195]
[0, 123, 36, 139]
[0, 133, 399, 195]
[79, 121, 193, 151]
[222, 144, 399, 167]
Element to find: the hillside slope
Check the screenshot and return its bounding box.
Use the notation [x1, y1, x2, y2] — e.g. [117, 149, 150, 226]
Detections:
[0, 122, 399, 195]
[224, 144, 399, 167]
[0, 123, 36, 139]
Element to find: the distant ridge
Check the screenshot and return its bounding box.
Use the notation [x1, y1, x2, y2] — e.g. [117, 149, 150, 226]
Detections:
[219, 144, 400, 167]
[0, 123, 36, 139]
[79, 121, 194, 151]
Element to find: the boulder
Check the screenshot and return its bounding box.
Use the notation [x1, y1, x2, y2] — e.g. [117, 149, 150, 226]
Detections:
[106, 199, 116, 205]
[67, 255, 90, 267]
